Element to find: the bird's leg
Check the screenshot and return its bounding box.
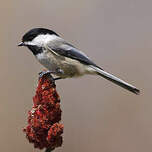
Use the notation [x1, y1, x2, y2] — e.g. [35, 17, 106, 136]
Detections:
[51, 68, 64, 80]
[39, 70, 56, 78]
[54, 77, 62, 81]
[39, 69, 63, 81]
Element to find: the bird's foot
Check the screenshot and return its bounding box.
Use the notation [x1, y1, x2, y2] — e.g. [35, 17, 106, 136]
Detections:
[39, 70, 53, 78]
[39, 71, 62, 81]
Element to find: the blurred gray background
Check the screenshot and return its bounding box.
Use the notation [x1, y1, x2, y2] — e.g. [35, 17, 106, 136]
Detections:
[0, 0, 151, 152]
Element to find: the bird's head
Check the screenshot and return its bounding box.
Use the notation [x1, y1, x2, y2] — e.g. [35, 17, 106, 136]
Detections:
[18, 28, 59, 55]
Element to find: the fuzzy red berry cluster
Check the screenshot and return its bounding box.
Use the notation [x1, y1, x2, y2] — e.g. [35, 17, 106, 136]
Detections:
[23, 73, 64, 151]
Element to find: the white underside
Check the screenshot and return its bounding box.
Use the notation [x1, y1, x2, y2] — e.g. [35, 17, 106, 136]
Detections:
[36, 51, 96, 78]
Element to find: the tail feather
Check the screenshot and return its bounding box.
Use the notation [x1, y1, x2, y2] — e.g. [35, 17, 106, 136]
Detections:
[90, 66, 140, 95]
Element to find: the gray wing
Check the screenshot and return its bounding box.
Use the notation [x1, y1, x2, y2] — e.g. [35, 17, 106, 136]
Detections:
[46, 40, 103, 69]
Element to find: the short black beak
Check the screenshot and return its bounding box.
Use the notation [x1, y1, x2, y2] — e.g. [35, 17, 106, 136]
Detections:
[18, 42, 25, 47]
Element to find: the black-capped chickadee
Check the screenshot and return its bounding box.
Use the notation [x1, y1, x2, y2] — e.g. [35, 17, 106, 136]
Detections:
[18, 28, 140, 95]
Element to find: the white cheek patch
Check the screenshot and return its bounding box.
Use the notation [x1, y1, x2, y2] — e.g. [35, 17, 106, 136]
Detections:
[31, 34, 58, 47]
[24, 41, 36, 46]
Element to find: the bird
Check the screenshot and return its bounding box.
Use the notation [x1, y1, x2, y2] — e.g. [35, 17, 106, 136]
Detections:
[18, 28, 140, 95]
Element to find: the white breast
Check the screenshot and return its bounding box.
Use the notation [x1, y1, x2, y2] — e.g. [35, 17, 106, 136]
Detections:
[35, 51, 96, 78]
[36, 52, 58, 71]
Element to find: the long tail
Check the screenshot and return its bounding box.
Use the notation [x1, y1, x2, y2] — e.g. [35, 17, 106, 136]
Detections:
[90, 65, 140, 95]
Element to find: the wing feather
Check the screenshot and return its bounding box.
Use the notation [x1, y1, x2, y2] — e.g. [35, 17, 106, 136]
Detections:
[46, 40, 103, 69]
